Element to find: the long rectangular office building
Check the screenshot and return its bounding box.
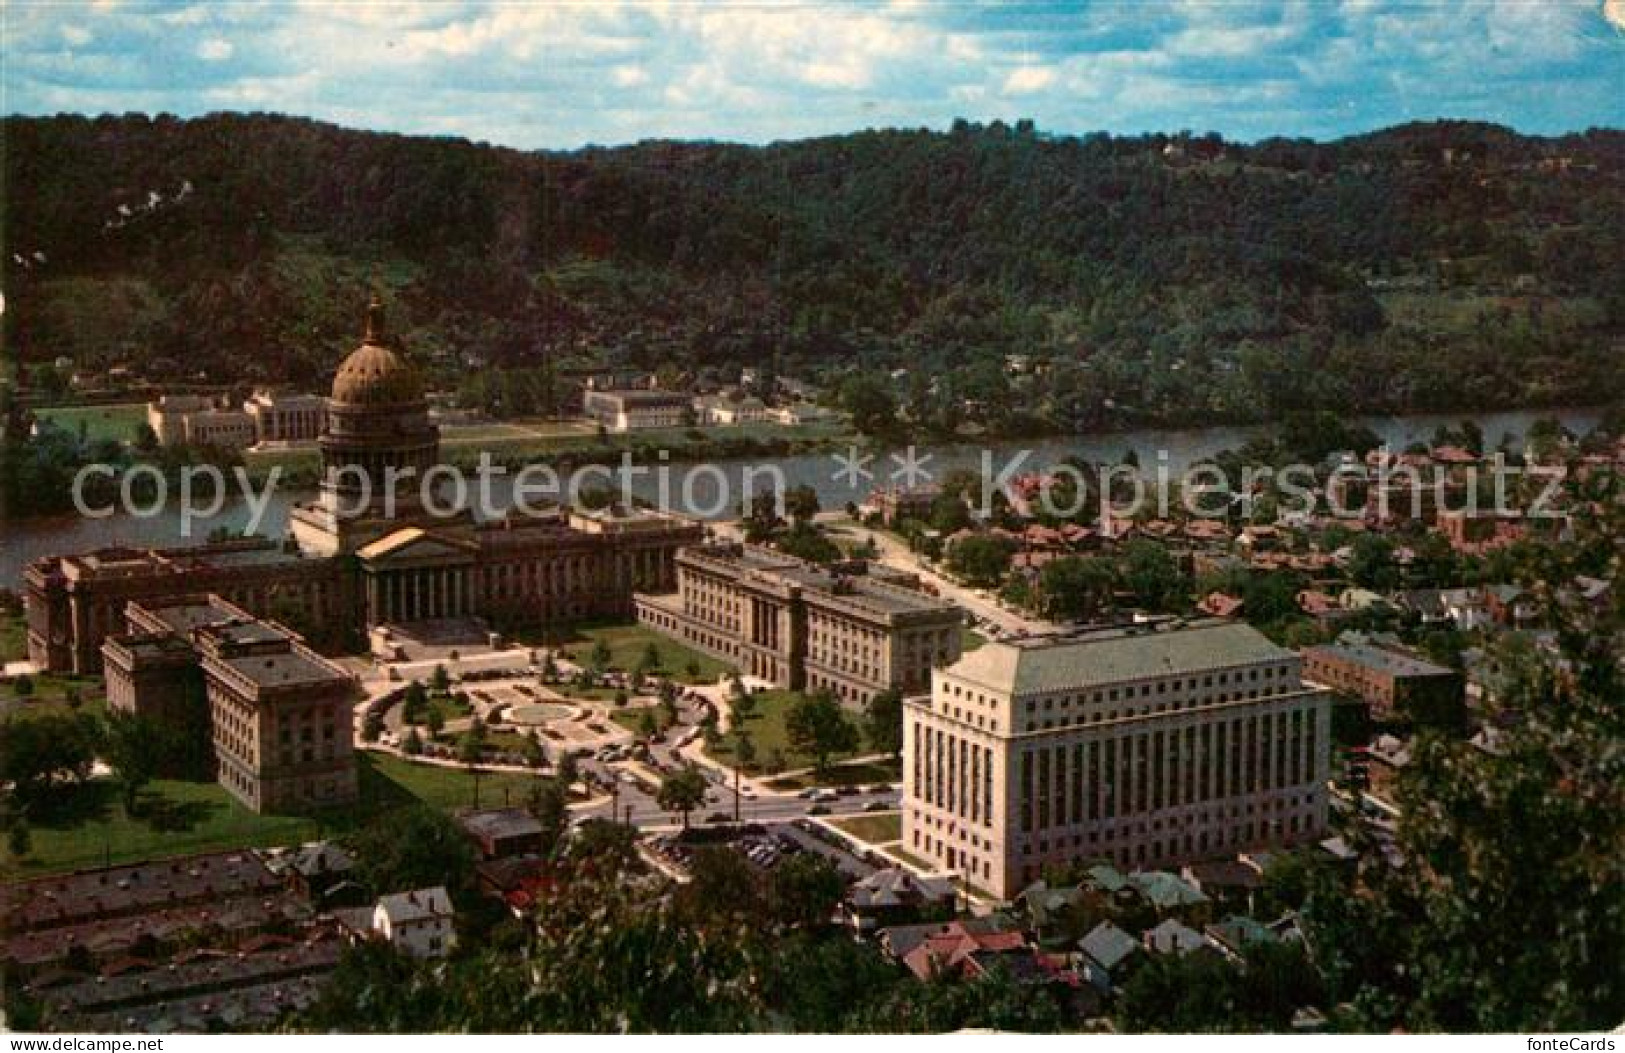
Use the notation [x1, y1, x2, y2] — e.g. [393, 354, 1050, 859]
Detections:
[903, 618, 1331, 899]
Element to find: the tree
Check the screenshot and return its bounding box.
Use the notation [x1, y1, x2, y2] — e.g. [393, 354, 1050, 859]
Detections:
[402, 727, 423, 755]
[11, 675, 32, 697]
[361, 711, 385, 743]
[638, 709, 659, 740]
[354, 806, 476, 900]
[459, 717, 487, 807]
[945, 534, 1014, 587]
[590, 638, 613, 671]
[8, 819, 32, 860]
[425, 707, 446, 739]
[785, 692, 859, 775]
[641, 641, 662, 671]
[101, 710, 168, 816]
[429, 663, 451, 694]
[784, 484, 821, 525]
[656, 765, 708, 827]
[402, 680, 428, 721]
[864, 688, 904, 759]
[1120, 539, 1188, 611]
[519, 730, 546, 769]
[1037, 555, 1117, 620]
[0, 711, 98, 804]
[734, 730, 757, 770]
[526, 776, 570, 857]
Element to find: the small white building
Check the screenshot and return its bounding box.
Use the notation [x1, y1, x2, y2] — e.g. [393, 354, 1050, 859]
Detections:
[372, 886, 456, 959]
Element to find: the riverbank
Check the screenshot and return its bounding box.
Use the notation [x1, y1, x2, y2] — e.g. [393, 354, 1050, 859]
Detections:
[2, 405, 1608, 588]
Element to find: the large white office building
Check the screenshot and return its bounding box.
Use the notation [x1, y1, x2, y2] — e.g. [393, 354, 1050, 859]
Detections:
[902, 618, 1332, 899]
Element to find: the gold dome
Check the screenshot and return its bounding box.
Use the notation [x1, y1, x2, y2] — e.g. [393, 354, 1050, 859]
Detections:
[330, 299, 422, 406]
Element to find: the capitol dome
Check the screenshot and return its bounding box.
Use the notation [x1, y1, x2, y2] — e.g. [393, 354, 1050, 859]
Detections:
[331, 298, 423, 406]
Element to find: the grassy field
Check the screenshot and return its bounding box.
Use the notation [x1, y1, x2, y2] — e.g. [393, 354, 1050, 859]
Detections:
[0, 613, 28, 664]
[961, 627, 988, 652]
[824, 812, 901, 845]
[762, 758, 899, 790]
[0, 672, 108, 718]
[34, 403, 148, 445]
[609, 704, 675, 739]
[707, 689, 867, 775]
[6, 778, 315, 878]
[2, 752, 549, 878]
[548, 621, 728, 684]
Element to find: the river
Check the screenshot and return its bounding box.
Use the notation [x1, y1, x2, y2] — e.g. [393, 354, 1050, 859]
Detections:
[1, 406, 1604, 588]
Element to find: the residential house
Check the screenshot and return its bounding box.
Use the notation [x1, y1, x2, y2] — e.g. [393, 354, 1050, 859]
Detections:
[1142, 918, 1210, 957]
[372, 887, 456, 959]
[842, 869, 955, 934]
[1078, 920, 1141, 992]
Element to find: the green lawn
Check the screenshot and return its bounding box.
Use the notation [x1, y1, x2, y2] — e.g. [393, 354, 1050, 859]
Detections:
[2, 752, 550, 878]
[34, 403, 148, 445]
[549, 621, 728, 684]
[5, 778, 314, 878]
[961, 626, 988, 652]
[824, 812, 902, 845]
[609, 704, 673, 738]
[762, 758, 900, 790]
[706, 690, 866, 775]
[0, 673, 108, 718]
[402, 692, 471, 727]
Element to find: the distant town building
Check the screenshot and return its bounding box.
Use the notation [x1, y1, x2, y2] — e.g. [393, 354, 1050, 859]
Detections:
[903, 618, 1332, 898]
[147, 394, 257, 448]
[243, 389, 326, 443]
[635, 542, 962, 705]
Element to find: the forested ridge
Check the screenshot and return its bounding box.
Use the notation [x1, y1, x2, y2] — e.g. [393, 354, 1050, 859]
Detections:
[3, 113, 1622, 428]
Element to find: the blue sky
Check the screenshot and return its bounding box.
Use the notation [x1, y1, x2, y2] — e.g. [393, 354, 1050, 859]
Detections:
[4, 1, 1622, 148]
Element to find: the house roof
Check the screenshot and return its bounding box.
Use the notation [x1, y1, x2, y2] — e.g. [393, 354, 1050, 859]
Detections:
[1127, 871, 1209, 910]
[1206, 915, 1279, 955]
[848, 868, 954, 910]
[457, 808, 545, 843]
[1144, 918, 1208, 955]
[376, 886, 453, 926]
[1085, 864, 1129, 893]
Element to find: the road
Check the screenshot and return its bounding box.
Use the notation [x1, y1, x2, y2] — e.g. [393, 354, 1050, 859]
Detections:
[842, 516, 1057, 637]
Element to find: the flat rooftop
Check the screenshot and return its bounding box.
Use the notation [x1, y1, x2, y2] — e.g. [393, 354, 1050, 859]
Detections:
[1306, 642, 1455, 678]
[948, 617, 1297, 696]
[221, 648, 346, 689]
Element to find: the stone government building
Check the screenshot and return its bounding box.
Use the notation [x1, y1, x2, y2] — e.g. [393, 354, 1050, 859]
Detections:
[26, 298, 702, 677]
[903, 617, 1332, 898]
[635, 542, 964, 705]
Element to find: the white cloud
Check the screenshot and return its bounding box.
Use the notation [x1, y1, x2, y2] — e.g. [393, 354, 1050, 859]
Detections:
[197, 38, 234, 62]
[60, 25, 93, 47]
[1002, 66, 1056, 96]
[612, 64, 649, 88]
